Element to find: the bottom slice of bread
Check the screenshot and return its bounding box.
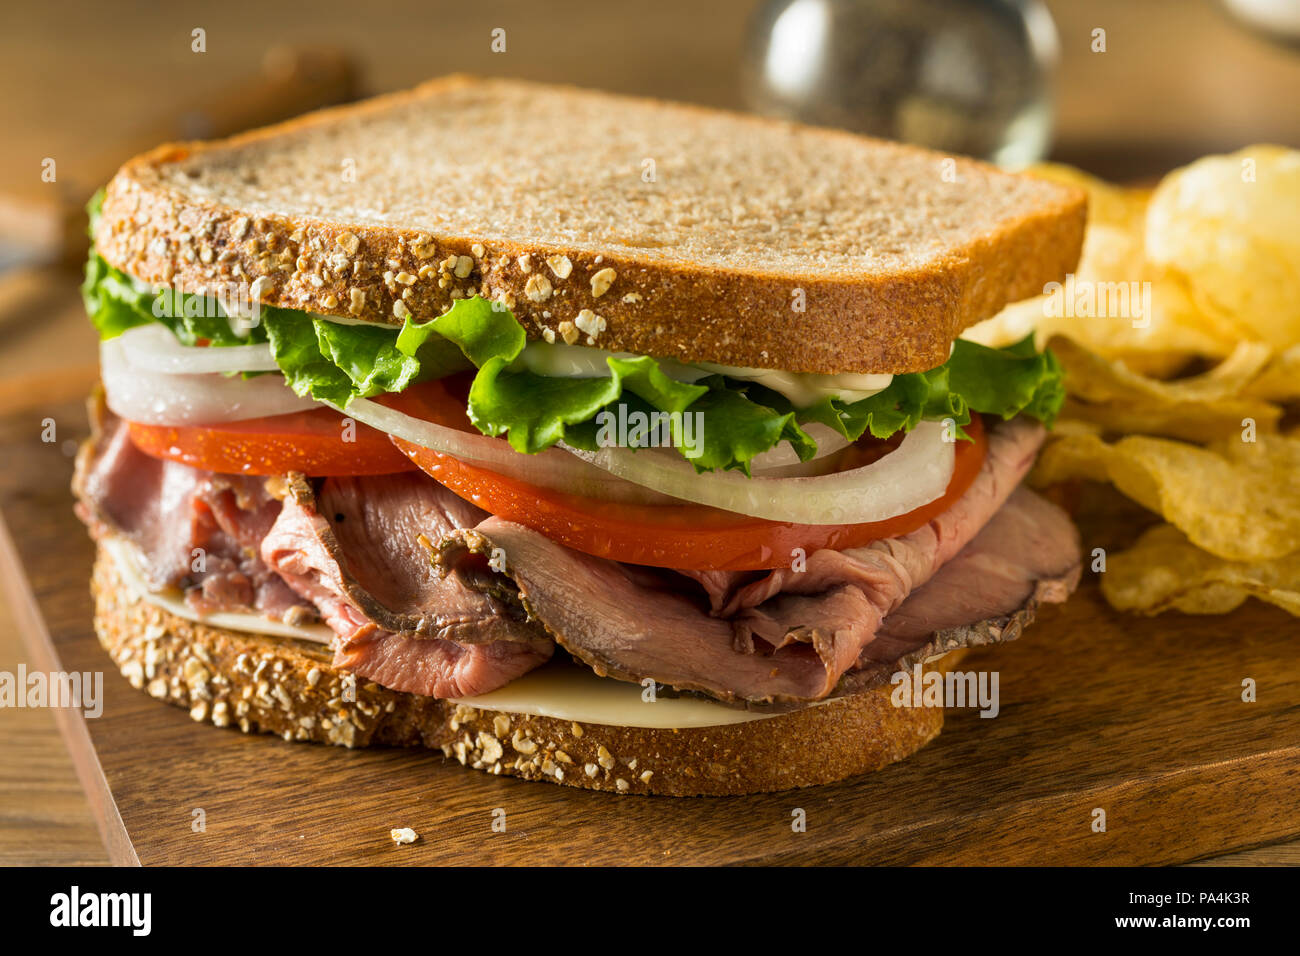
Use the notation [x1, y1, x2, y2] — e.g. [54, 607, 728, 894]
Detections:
[89, 540, 1017, 796]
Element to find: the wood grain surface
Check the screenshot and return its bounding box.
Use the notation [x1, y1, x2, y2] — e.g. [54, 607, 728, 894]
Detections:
[0, 47, 355, 261]
[2, 396, 1298, 865]
[0, 584, 108, 865]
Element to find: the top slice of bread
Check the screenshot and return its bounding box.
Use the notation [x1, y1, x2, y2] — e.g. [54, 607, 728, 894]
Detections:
[95, 75, 1085, 374]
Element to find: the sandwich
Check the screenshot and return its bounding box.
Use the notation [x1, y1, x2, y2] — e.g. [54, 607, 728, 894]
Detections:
[73, 76, 1085, 795]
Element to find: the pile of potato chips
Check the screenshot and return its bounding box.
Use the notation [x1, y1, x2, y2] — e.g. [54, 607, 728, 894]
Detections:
[965, 146, 1300, 617]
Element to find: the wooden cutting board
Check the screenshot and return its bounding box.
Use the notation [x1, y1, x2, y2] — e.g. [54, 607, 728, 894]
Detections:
[3, 396, 1298, 866]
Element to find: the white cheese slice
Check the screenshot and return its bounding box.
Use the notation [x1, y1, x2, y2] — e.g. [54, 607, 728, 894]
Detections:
[449, 663, 791, 728]
[103, 536, 334, 644]
[689, 362, 894, 408]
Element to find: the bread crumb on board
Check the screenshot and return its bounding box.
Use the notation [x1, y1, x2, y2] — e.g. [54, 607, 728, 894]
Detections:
[390, 827, 419, 846]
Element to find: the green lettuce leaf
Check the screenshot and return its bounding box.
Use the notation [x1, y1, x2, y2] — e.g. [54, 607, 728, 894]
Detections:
[464, 355, 713, 456]
[398, 303, 813, 470]
[81, 253, 156, 340]
[259, 311, 467, 405]
[686, 380, 817, 473]
[397, 297, 525, 367]
[261, 311, 354, 406]
[154, 290, 268, 347]
[945, 336, 1066, 427]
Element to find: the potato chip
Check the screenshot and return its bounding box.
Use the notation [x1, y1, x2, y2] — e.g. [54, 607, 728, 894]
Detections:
[1094, 272, 1244, 357]
[1046, 334, 1282, 441]
[1058, 397, 1280, 444]
[966, 164, 1146, 351]
[1031, 431, 1300, 561]
[1245, 344, 1300, 402]
[1002, 151, 1300, 619]
[965, 256, 1239, 359]
[1024, 163, 1148, 230]
[1103, 523, 1300, 617]
[964, 164, 1241, 359]
[1050, 335, 1274, 402]
[1111, 351, 1212, 380]
[1145, 145, 1300, 350]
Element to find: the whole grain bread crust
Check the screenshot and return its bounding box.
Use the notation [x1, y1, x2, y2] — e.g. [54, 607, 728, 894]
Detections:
[93, 75, 1086, 375]
[89, 541, 1062, 795]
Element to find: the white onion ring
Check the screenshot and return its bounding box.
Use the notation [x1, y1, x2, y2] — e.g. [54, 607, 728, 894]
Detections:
[349, 397, 954, 525]
[743, 446, 853, 479]
[101, 337, 317, 425]
[564, 421, 954, 525]
[344, 398, 677, 506]
[116, 323, 280, 374]
[748, 421, 850, 471]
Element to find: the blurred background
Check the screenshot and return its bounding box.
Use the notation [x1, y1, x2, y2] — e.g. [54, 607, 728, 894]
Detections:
[1, 0, 1299, 864]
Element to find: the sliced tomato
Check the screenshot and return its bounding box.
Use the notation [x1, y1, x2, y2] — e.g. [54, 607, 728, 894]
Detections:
[384, 377, 988, 571]
[127, 407, 419, 476]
